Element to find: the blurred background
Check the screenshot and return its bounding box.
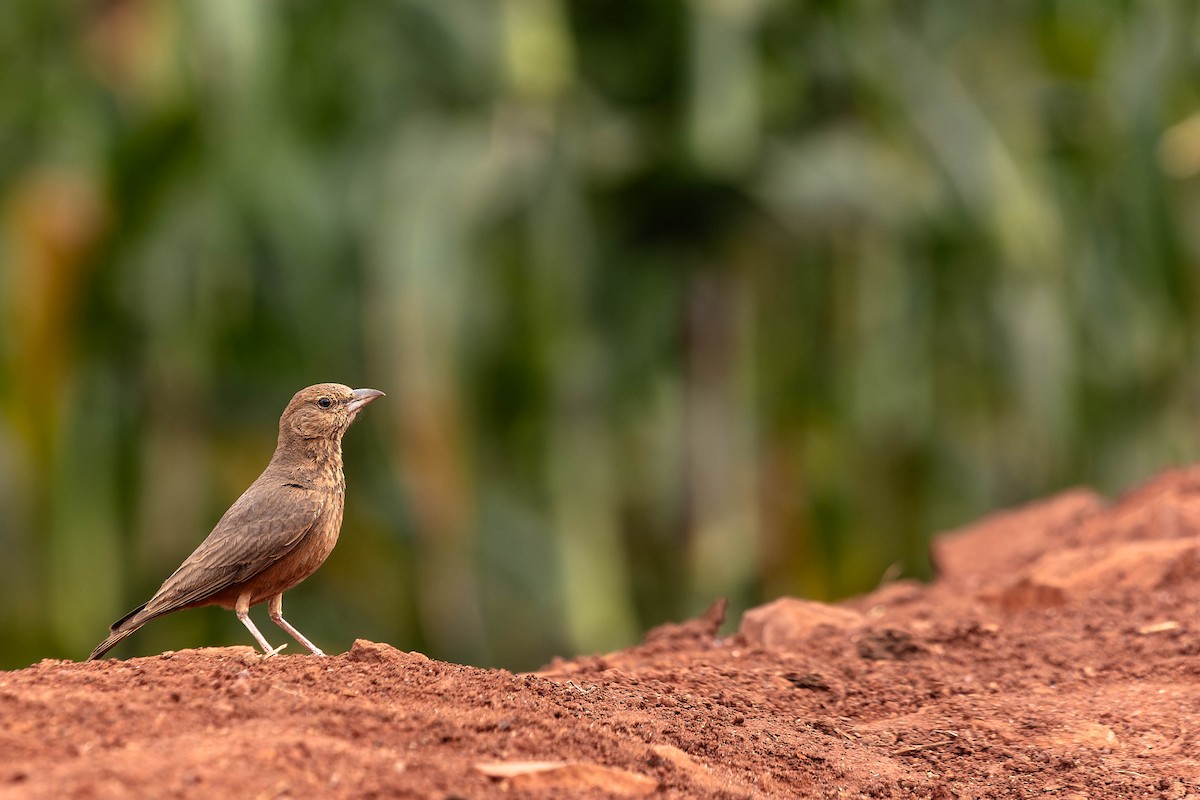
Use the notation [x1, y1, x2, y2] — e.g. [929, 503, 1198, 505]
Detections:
[4, 1, 1200, 671]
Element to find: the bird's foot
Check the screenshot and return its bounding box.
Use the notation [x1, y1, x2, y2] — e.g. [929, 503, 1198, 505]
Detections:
[259, 643, 287, 661]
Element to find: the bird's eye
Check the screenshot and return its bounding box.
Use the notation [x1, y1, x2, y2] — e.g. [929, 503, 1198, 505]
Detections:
[317, 397, 333, 409]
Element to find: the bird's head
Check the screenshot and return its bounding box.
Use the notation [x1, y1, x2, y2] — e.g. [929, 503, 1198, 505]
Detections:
[280, 383, 385, 442]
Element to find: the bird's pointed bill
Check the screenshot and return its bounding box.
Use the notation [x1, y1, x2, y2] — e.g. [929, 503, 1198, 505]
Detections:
[347, 387, 385, 414]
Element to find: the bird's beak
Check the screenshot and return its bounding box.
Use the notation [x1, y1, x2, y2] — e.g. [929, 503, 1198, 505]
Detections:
[347, 387, 385, 414]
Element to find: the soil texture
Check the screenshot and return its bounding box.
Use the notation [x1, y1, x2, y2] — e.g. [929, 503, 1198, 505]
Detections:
[7, 468, 1200, 798]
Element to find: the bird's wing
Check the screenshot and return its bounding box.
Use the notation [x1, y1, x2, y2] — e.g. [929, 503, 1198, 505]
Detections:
[142, 480, 327, 615]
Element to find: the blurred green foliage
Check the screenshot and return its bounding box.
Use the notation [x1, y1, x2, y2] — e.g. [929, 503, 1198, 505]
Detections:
[4, 1, 1200, 670]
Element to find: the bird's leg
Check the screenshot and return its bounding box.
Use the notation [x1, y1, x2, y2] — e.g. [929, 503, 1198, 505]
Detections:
[235, 592, 286, 659]
[268, 593, 326, 656]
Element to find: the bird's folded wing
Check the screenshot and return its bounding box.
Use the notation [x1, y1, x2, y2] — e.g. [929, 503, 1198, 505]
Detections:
[143, 482, 326, 614]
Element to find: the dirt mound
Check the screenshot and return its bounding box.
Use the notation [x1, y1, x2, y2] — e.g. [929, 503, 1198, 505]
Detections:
[8, 468, 1200, 798]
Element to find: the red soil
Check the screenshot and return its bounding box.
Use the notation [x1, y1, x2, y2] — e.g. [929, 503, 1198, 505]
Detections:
[7, 468, 1200, 798]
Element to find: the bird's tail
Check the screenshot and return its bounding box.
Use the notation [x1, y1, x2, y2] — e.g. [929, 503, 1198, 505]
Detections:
[87, 603, 149, 661]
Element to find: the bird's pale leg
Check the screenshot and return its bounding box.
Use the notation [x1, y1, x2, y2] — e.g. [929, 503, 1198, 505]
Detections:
[268, 594, 325, 656]
[235, 592, 286, 659]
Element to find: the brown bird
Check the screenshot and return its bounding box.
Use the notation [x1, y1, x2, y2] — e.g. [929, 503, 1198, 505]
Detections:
[88, 383, 384, 661]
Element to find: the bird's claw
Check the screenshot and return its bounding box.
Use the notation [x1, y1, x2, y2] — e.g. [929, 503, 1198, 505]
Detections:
[259, 643, 287, 661]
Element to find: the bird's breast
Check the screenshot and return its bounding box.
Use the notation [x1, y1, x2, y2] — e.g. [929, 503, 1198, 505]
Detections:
[242, 485, 346, 605]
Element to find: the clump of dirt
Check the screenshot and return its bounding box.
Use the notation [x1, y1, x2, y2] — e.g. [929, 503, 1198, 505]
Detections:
[7, 468, 1200, 798]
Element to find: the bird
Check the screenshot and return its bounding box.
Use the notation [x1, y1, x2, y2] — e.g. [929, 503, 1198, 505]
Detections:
[88, 383, 384, 661]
